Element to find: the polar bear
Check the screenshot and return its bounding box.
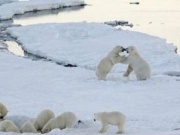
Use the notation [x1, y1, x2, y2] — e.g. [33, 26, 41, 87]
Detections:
[96, 46, 126, 80]
[20, 121, 38, 133]
[121, 46, 151, 80]
[33, 109, 55, 131]
[0, 120, 20, 133]
[94, 111, 126, 134]
[0, 102, 8, 119]
[42, 111, 77, 133]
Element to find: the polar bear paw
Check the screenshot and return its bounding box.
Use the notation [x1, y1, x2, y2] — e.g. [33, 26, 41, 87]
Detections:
[123, 72, 129, 77]
[99, 130, 106, 133]
[116, 131, 123, 134]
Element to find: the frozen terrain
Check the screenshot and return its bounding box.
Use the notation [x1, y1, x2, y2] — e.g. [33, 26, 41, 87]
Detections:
[12, 0, 180, 54]
[0, 0, 85, 20]
[7, 22, 180, 73]
[0, 22, 180, 135]
[0, 0, 17, 5]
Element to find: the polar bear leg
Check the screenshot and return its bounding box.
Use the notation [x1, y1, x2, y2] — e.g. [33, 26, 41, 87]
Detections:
[99, 123, 108, 133]
[98, 73, 107, 80]
[136, 76, 147, 81]
[136, 71, 149, 80]
[112, 55, 126, 64]
[96, 69, 107, 80]
[116, 124, 124, 134]
[123, 65, 133, 77]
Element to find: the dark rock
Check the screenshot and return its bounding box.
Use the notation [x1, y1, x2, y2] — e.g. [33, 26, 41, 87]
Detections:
[130, 2, 139, 5]
[64, 63, 77, 67]
[104, 20, 133, 28]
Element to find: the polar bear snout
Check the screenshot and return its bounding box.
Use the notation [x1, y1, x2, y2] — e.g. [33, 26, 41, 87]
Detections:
[94, 119, 96, 121]
[121, 47, 126, 52]
[125, 46, 136, 53]
[123, 48, 129, 53]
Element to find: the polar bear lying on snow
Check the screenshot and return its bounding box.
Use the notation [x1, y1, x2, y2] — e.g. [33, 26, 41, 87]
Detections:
[42, 111, 77, 133]
[33, 109, 55, 131]
[0, 120, 20, 133]
[96, 46, 126, 80]
[121, 46, 151, 80]
[20, 121, 38, 133]
[0, 102, 8, 119]
[94, 111, 126, 134]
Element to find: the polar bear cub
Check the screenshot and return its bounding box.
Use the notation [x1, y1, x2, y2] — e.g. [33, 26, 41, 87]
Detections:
[33, 109, 55, 131]
[0, 102, 8, 119]
[20, 121, 38, 133]
[0, 120, 20, 133]
[94, 111, 126, 134]
[121, 46, 151, 80]
[42, 112, 77, 133]
[96, 46, 126, 80]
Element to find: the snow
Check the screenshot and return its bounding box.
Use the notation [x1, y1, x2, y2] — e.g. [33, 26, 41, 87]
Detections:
[7, 22, 180, 73]
[0, 41, 7, 49]
[0, 22, 180, 135]
[0, 0, 85, 20]
[0, 0, 17, 5]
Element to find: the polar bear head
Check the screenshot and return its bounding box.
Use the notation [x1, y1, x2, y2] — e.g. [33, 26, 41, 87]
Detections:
[0, 113, 2, 119]
[126, 46, 138, 55]
[0, 103, 8, 119]
[111, 46, 126, 55]
[94, 113, 101, 121]
[41, 118, 55, 134]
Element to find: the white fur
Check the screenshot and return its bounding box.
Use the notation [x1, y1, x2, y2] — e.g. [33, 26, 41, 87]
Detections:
[0, 120, 20, 133]
[96, 46, 126, 80]
[94, 111, 126, 134]
[42, 111, 77, 133]
[33, 109, 55, 131]
[0, 102, 8, 119]
[121, 46, 151, 80]
[20, 121, 38, 133]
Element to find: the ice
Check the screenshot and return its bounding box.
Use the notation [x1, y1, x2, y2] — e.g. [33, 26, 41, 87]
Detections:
[0, 0, 85, 20]
[7, 22, 180, 73]
[0, 0, 17, 5]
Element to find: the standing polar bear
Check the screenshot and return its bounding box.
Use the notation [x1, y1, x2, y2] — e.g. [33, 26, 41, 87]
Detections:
[42, 112, 77, 133]
[121, 46, 151, 80]
[0, 120, 20, 133]
[0, 102, 8, 119]
[20, 121, 38, 133]
[96, 46, 126, 80]
[94, 111, 126, 134]
[33, 109, 55, 131]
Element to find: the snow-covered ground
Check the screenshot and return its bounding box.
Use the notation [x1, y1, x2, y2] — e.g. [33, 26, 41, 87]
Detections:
[0, 0, 85, 20]
[0, 0, 17, 5]
[0, 22, 179, 135]
[7, 22, 180, 73]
